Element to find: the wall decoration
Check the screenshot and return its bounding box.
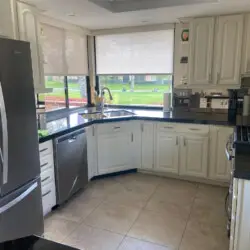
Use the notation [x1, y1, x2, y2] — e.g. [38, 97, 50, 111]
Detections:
[181, 29, 189, 42]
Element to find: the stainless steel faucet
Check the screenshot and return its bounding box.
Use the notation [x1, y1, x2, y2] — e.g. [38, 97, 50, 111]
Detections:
[101, 87, 113, 114]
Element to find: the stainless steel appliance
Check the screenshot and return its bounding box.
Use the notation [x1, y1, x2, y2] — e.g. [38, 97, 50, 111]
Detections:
[0, 38, 43, 242]
[54, 129, 88, 205]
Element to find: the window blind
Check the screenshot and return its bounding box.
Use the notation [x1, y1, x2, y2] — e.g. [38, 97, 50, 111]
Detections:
[41, 24, 66, 75]
[65, 31, 88, 75]
[96, 29, 174, 75]
[41, 23, 88, 76]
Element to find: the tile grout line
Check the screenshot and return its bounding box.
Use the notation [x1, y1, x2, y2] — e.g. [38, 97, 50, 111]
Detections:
[177, 183, 200, 250]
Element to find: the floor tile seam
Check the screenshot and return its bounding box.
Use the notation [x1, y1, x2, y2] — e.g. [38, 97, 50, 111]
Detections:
[123, 235, 176, 250]
[80, 220, 126, 236]
[115, 235, 126, 250]
[177, 184, 199, 250]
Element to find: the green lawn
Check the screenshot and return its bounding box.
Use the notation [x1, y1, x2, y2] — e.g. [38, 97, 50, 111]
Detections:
[41, 81, 171, 105]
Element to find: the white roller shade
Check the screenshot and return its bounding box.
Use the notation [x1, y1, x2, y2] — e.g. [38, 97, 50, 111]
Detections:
[96, 30, 174, 75]
[41, 24, 66, 75]
[65, 31, 88, 75]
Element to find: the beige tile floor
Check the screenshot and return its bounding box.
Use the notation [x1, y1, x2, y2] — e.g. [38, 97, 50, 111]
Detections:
[43, 173, 229, 250]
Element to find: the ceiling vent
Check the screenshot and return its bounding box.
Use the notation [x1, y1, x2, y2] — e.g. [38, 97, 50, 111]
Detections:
[89, 0, 219, 13]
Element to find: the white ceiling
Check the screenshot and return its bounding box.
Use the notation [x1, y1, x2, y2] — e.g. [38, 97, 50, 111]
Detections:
[22, 0, 250, 30]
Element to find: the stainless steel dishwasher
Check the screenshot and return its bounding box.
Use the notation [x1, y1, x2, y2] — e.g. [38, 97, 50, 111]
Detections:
[54, 129, 88, 205]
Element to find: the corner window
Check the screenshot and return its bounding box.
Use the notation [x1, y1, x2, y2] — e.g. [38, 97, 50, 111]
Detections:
[99, 74, 172, 106]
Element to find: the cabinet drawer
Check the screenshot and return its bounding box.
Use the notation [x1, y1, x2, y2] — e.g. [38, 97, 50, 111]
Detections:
[97, 122, 131, 135]
[40, 154, 54, 172]
[156, 123, 179, 132]
[42, 182, 56, 216]
[177, 124, 209, 135]
[39, 140, 53, 157]
[41, 168, 54, 187]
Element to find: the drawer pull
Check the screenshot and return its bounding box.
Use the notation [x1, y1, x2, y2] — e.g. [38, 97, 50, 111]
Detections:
[41, 162, 48, 168]
[41, 176, 50, 183]
[39, 148, 48, 153]
[113, 126, 120, 130]
[42, 190, 51, 197]
[164, 126, 174, 129]
[189, 128, 200, 131]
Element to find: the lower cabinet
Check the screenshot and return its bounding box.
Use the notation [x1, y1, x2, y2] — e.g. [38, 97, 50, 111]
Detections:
[141, 122, 154, 170]
[209, 126, 233, 182]
[155, 132, 179, 174]
[179, 135, 209, 178]
[97, 123, 134, 175]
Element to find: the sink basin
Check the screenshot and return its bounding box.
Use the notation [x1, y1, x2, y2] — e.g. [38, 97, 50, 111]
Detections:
[104, 110, 135, 117]
[80, 109, 135, 119]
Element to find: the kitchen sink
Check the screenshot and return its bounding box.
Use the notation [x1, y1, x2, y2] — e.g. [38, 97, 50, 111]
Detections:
[104, 110, 135, 117]
[80, 109, 135, 119]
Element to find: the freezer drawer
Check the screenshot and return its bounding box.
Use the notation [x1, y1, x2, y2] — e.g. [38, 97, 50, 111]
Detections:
[54, 129, 88, 205]
[0, 178, 44, 243]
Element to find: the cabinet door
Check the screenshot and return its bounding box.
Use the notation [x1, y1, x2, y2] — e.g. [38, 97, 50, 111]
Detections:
[215, 14, 243, 86]
[155, 132, 179, 174]
[242, 14, 250, 74]
[17, 2, 45, 92]
[180, 135, 208, 178]
[209, 126, 233, 182]
[97, 132, 132, 174]
[189, 17, 215, 85]
[141, 122, 154, 170]
[0, 0, 16, 38]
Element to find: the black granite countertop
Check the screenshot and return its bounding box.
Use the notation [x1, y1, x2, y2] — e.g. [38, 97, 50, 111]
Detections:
[38, 108, 236, 143]
[0, 236, 78, 250]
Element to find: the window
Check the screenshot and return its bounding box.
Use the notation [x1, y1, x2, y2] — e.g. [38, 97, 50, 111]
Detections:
[99, 74, 172, 106]
[38, 76, 66, 111]
[38, 76, 88, 112]
[95, 29, 174, 106]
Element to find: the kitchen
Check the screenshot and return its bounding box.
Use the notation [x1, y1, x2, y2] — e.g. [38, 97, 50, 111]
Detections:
[1, 0, 250, 250]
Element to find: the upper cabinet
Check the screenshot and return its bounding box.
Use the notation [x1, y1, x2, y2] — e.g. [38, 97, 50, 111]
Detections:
[0, 0, 18, 39]
[242, 14, 250, 74]
[214, 14, 244, 86]
[186, 14, 244, 88]
[17, 2, 46, 93]
[189, 17, 215, 85]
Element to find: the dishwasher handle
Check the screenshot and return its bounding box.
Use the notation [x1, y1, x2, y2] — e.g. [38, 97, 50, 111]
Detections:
[55, 129, 85, 144]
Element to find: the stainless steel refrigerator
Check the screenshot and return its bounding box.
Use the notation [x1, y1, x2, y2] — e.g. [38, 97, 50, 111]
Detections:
[0, 38, 43, 242]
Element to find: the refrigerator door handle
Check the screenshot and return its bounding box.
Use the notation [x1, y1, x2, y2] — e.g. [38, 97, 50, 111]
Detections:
[0, 182, 38, 214]
[0, 81, 8, 185]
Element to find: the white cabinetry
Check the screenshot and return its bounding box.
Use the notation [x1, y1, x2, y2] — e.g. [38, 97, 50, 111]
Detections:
[209, 126, 233, 182]
[17, 2, 47, 93]
[39, 140, 56, 216]
[141, 122, 154, 170]
[189, 17, 215, 85]
[214, 14, 243, 86]
[97, 122, 133, 175]
[179, 135, 209, 178]
[242, 14, 250, 74]
[155, 131, 179, 174]
[0, 0, 17, 39]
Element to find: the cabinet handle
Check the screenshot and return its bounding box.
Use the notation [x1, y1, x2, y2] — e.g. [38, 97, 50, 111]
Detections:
[183, 138, 186, 147]
[113, 126, 120, 130]
[92, 126, 95, 136]
[209, 73, 212, 83]
[42, 190, 51, 197]
[164, 126, 174, 129]
[131, 133, 134, 142]
[141, 124, 144, 132]
[41, 162, 48, 168]
[39, 148, 48, 153]
[176, 137, 178, 145]
[41, 176, 50, 183]
[189, 128, 201, 131]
